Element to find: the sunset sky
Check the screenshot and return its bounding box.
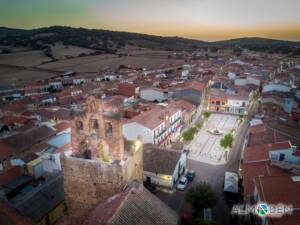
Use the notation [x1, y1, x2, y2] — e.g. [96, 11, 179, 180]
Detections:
[1, 0, 300, 41]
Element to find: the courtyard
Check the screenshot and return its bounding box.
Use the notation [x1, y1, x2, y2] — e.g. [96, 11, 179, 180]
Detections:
[187, 113, 240, 165]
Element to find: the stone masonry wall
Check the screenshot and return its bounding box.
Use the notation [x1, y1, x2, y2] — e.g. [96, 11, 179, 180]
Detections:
[61, 147, 143, 213]
[61, 155, 125, 213]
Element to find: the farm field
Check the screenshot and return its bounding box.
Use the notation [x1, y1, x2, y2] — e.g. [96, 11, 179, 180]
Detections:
[38, 51, 184, 72]
[0, 65, 55, 86]
[0, 50, 52, 67]
[51, 44, 97, 60]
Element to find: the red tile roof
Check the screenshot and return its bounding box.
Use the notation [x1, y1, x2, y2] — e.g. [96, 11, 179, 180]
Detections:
[127, 105, 181, 129]
[244, 141, 292, 163]
[249, 124, 266, 134]
[270, 141, 292, 151]
[175, 99, 196, 111]
[0, 202, 34, 225]
[242, 161, 290, 196]
[118, 83, 137, 97]
[0, 116, 31, 126]
[54, 121, 71, 133]
[183, 80, 205, 91]
[244, 144, 271, 163]
[0, 140, 16, 161]
[0, 166, 21, 186]
[254, 175, 300, 207]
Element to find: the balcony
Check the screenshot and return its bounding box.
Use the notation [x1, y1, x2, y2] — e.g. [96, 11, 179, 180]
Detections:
[170, 117, 181, 126]
[155, 128, 167, 138]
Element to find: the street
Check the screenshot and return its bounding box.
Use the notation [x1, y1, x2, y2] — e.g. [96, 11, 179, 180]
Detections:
[157, 101, 258, 225]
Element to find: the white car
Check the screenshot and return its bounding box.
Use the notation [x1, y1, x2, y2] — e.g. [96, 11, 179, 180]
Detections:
[177, 177, 188, 191]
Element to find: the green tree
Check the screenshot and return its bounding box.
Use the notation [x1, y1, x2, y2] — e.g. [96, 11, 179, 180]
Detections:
[195, 123, 202, 129]
[220, 133, 234, 149]
[183, 130, 194, 141]
[203, 111, 211, 119]
[185, 182, 218, 214]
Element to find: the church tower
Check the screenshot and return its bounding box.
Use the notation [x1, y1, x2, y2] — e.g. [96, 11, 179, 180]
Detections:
[71, 96, 124, 161]
[61, 96, 143, 213]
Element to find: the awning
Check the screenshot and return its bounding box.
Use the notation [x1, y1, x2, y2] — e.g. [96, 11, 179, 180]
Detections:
[224, 171, 238, 194]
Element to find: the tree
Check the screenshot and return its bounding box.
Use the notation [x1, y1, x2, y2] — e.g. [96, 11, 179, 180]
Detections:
[185, 182, 218, 214]
[203, 111, 211, 119]
[220, 133, 234, 149]
[192, 218, 215, 225]
[182, 130, 194, 141]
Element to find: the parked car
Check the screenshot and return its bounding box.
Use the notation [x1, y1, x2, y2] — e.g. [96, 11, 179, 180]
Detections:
[143, 181, 157, 193]
[186, 170, 195, 182]
[177, 177, 188, 190]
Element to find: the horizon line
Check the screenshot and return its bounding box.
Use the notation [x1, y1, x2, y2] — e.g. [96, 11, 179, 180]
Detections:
[1, 25, 300, 43]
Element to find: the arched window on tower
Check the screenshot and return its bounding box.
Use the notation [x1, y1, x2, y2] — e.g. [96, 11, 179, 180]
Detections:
[105, 122, 113, 137]
[93, 119, 99, 130]
[76, 121, 83, 131]
[84, 149, 92, 159]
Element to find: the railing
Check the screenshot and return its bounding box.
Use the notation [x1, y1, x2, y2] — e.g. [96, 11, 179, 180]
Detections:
[170, 117, 181, 126]
[155, 128, 168, 138]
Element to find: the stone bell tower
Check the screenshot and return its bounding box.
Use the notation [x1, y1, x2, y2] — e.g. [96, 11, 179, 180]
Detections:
[61, 96, 143, 213]
[71, 96, 124, 161]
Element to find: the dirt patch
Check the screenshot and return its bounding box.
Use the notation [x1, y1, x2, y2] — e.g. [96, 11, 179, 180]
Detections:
[0, 65, 55, 86]
[0, 50, 52, 67]
[51, 44, 96, 60]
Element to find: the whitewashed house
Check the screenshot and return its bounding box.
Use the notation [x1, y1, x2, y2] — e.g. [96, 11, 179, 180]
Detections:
[73, 78, 87, 85]
[143, 147, 187, 189]
[262, 83, 291, 93]
[48, 81, 63, 90]
[123, 105, 182, 147]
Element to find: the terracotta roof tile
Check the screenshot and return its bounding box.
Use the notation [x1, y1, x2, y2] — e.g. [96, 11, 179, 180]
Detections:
[242, 162, 290, 196]
[144, 147, 182, 175]
[254, 175, 300, 207]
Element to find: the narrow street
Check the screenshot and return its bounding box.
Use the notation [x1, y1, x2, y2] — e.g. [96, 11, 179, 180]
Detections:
[157, 99, 258, 225]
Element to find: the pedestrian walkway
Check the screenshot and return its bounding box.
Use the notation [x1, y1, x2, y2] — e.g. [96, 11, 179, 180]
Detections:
[187, 113, 239, 164]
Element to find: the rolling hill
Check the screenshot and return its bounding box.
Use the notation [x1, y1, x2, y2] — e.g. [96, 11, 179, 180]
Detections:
[0, 26, 299, 54]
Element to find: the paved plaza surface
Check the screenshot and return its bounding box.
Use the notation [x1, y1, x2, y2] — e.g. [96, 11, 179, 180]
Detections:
[188, 113, 240, 164]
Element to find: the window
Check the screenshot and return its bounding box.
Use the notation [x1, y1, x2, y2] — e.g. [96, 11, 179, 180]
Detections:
[84, 150, 92, 159]
[105, 122, 113, 137]
[211, 101, 215, 104]
[76, 121, 83, 130]
[216, 101, 220, 106]
[222, 102, 225, 105]
[93, 120, 99, 130]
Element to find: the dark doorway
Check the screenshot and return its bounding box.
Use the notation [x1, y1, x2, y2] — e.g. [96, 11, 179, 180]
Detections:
[84, 150, 92, 159]
[279, 153, 285, 161]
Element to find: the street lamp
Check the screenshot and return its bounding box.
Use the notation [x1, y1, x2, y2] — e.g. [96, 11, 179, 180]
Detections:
[133, 139, 142, 152]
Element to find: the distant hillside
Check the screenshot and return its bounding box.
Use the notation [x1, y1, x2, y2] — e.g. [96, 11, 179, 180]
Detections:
[0, 27, 30, 38]
[214, 37, 300, 54]
[0, 26, 299, 54]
